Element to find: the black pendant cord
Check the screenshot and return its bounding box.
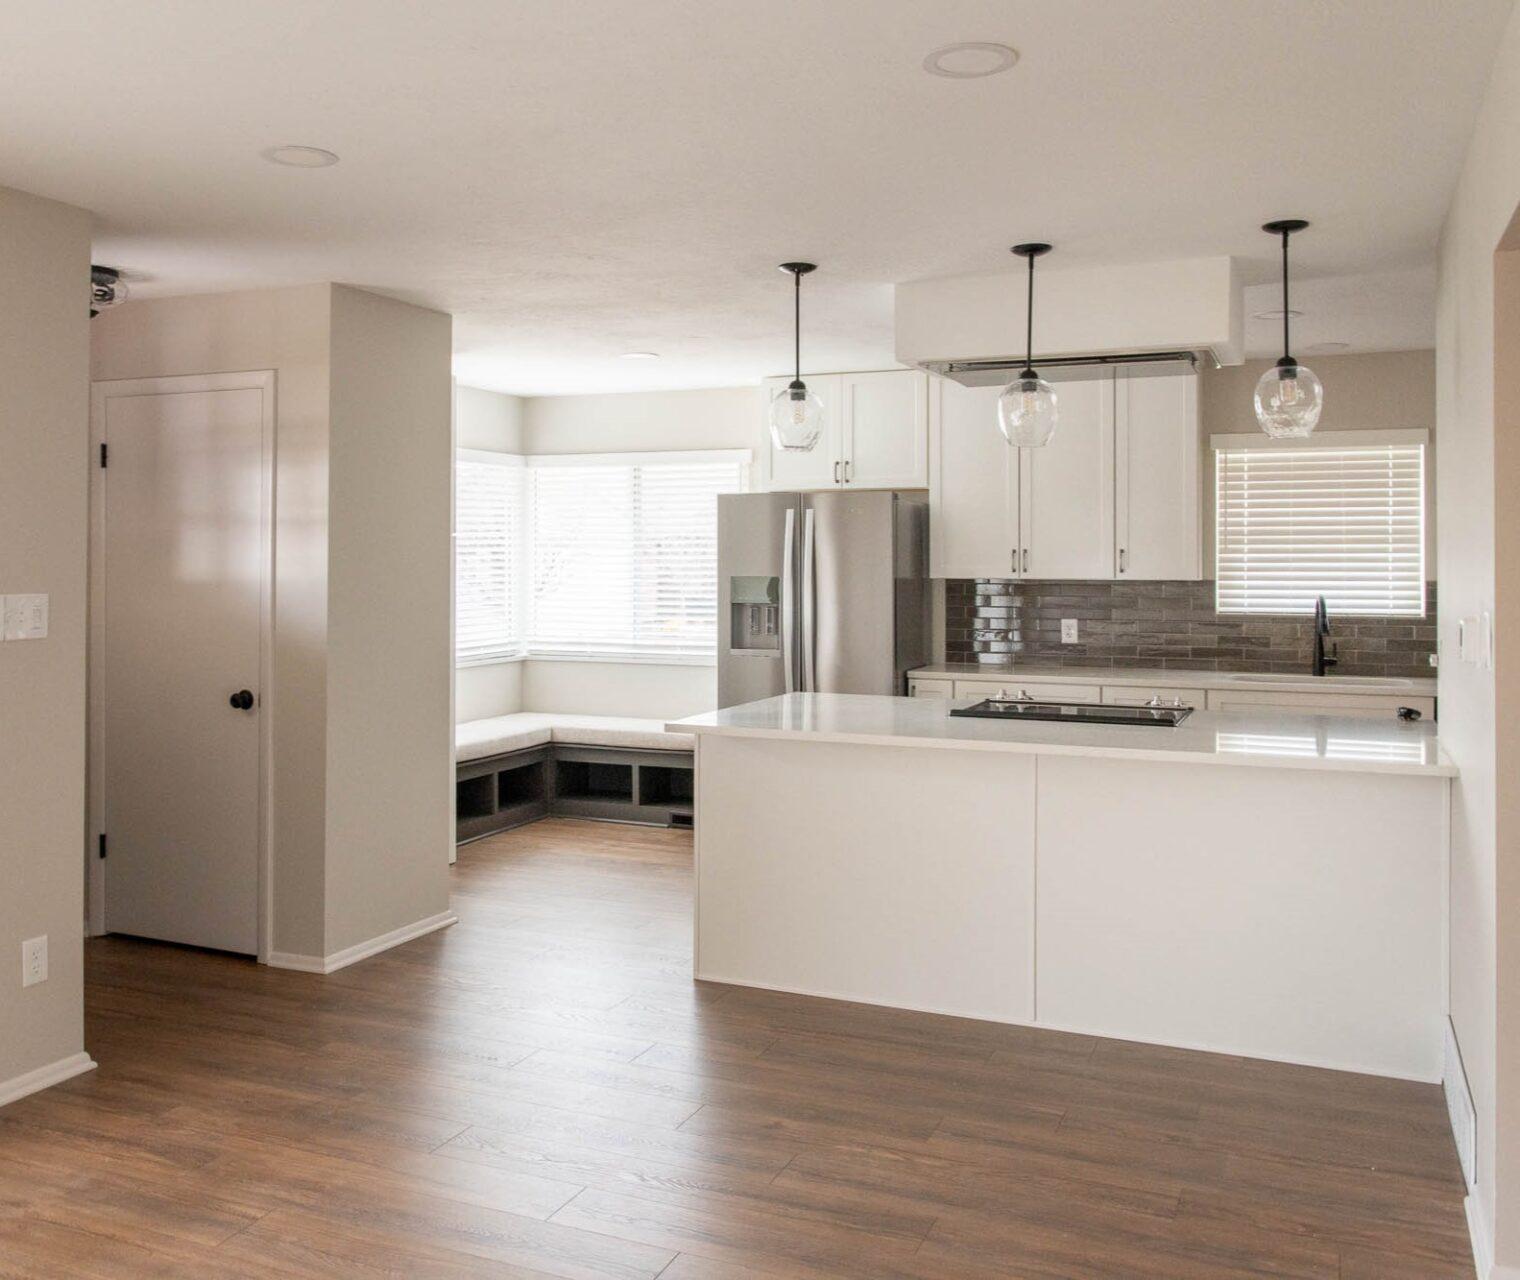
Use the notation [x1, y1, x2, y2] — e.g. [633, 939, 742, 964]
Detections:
[1280, 228, 1291, 362]
[1024, 254, 1035, 378]
[794, 269, 802, 384]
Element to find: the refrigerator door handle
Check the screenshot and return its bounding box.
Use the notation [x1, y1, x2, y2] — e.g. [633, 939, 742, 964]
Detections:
[802, 507, 817, 693]
[781, 507, 797, 694]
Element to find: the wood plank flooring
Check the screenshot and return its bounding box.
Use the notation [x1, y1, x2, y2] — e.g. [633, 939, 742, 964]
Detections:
[0, 818, 1472, 1278]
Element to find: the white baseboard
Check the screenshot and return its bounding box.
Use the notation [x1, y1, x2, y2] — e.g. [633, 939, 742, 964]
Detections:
[1467, 1193, 1495, 1279]
[265, 910, 457, 975]
[0, 1052, 97, 1108]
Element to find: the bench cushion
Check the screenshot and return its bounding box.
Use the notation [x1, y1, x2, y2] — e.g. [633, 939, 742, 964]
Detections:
[456, 713, 557, 762]
[456, 712, 693, 762]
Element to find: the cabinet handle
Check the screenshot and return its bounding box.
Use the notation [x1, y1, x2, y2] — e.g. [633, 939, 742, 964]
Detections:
[1023, 548, 1029, 573]
[834, 460, 842, 484]
[845, 460, 852, 483]
[1011, 549, 1018, 577]
[1118, 547, 1127, 574]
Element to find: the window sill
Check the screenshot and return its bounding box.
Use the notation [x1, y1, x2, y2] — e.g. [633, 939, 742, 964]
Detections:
[524, 651, 717, 668]
[456, 652, 528, 670]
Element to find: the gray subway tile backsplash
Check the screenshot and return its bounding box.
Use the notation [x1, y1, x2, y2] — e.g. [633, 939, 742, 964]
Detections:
[944, 580, 1437, 678]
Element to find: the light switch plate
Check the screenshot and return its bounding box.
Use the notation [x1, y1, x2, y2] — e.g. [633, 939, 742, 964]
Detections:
[1060, 618, 1079, 644]
[22, 936, 47, 987]
[2, 594, 48, 641]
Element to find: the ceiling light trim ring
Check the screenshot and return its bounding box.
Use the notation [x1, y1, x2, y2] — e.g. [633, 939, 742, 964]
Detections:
[922, 41, 1020, 79]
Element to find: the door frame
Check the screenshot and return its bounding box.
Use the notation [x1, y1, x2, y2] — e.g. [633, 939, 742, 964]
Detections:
[87, 370, 277, 960]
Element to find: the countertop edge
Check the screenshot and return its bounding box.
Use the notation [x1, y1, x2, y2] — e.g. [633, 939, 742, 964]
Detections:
[667, 721, 1458, 779]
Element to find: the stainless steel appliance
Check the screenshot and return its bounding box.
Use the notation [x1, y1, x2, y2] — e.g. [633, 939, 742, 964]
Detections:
[718, 490, 929, 707]
[950, 690, 1194, 727]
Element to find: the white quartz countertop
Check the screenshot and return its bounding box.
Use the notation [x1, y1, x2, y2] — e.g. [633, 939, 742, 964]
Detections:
[669, 693, 1455, 778]
[910, 662, 1438, 698]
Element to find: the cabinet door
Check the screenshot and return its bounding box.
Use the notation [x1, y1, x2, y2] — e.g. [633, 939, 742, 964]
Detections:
[1101, 684, 1208, 707]
[1204, 689, 1437, 719]
[952, 678, 1102, 702]
[842, 370, 928, 489]
[909, 677, 954, 698]
[928, 378, 1019, 579]
[1116, 373, 1201, 579]
[761, 374, 843, 491]
[1019, 376, 1115, 579]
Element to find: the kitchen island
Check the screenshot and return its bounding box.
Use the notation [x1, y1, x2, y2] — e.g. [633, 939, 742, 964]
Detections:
[671, 693, 1455, 1081]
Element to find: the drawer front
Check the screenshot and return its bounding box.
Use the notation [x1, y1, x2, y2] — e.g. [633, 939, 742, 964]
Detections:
[1101, 685, 1208, 708]
[1205, 690, 1437, 720]
[909, 678, 954, 699]
[953, 678, 1102, 703]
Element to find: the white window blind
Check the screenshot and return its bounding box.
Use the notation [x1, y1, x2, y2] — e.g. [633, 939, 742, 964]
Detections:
[527, 452, 747, 661]
[455, 452, 525, 663]
[1214, 434, 1426, 616]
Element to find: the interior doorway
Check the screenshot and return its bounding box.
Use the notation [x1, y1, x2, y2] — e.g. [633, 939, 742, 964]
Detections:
[88, 371, 275, 956]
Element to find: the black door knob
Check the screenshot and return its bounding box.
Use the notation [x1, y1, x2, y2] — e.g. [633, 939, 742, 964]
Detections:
[229, 689, 255, 711]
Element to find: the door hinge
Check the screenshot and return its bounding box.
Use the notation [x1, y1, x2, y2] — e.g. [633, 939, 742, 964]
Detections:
[98, 833, 107, 859]
[99, 442, 108, 468]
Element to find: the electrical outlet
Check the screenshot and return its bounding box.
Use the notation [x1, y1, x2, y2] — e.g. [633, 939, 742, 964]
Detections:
[2, 594, 48, 641]
[21, 936, 47, 987]
[1060, 618, 1079, 644]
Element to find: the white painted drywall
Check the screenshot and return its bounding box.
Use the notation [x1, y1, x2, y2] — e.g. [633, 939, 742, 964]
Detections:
[1435, 5, 1520, 1269]
[0, 185, 92, 1091]
[453, 384, 526, 723]
[508, 386, 759, 718]
[324, 286, 453, 955]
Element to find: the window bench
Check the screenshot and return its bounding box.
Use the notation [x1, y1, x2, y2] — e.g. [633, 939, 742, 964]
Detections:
[455, 714, 695, 843]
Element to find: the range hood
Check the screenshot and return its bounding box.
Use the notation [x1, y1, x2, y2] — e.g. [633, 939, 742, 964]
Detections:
[895, 256, 1243, 383]
[924, 349, 1211, 388]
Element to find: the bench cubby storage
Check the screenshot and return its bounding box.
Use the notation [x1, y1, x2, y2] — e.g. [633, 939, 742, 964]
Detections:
[456, 740, 694, 843]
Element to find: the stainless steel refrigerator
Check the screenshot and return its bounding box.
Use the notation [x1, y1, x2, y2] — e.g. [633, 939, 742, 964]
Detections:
[717, 490, 929, 708]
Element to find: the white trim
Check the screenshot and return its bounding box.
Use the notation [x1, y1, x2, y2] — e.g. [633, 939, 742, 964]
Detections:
[0, 1053, 97, 1108]
[458, 448, 525, 468]
[528, 448, 752, 468]
[88, 371, 278, 960]
[455, 650, 528, 670]
[265, 910, 457, 974]
[525, 650, 717, 667]
[1467, 1193, 1493, 1279]
[1210, 428, 1430, 451]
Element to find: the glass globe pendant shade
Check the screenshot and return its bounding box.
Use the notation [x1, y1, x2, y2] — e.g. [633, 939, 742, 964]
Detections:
[997, 374, 1058, 448]
[1253, 361, 1323, 439]
[769, 379, 824, 452]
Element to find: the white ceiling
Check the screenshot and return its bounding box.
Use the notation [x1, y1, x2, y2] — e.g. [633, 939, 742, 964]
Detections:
[0, 0, 1504, 394]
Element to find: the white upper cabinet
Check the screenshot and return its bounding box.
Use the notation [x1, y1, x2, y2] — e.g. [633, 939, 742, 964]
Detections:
[929, 378, 1019, 579]
[929, 368, 1201, 582]
[841, 370, 928, 489]
[762, 370, 927, 491]
[762, 374, 842, 491]
[1115, 373, 1201, 579]
[1019, 377, 1115, 579]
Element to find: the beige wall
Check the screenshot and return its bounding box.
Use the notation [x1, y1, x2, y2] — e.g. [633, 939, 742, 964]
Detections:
[325, 287, 453, 953]
[1199, 350, 1438, 574]
[91, 285, 334, 956]
[91, 283, 453, 963]
[1436, 3, 1520, 1270]
[0, 187, 92, 1090]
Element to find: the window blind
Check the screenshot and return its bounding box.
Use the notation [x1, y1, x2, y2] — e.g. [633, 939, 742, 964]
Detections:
[455, 453, 525, 663]
[527, 453, 747, 660]
[1215, 439, 1425, 616]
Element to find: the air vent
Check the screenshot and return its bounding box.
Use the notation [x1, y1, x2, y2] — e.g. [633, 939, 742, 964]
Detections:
[924, 350, 1206, 388]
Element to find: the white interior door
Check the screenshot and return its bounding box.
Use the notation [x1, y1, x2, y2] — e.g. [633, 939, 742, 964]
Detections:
[93, 373, 272, 955]
[1019, 375, 1115, 579]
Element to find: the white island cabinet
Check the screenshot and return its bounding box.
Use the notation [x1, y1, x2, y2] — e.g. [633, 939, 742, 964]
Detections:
[671, 693, 1454, 1081]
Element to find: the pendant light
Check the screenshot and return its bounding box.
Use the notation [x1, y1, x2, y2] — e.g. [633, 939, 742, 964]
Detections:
[1254, 219, 1323, 439]
[997, 244, 1058, 447]
[769, 262, 823, 452]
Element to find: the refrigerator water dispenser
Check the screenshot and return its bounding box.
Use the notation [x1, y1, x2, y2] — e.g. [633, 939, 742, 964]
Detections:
[729, 575, 780, 652]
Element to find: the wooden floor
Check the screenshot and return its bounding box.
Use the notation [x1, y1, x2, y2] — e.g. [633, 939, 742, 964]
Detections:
[0, 818, 1472, 1279]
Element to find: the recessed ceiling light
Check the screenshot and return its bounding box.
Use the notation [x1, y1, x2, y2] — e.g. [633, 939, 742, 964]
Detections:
[261, 145, 340, 168]
[922, 42, 1019, 79]
[1252, 308, 1304, 321]
[619, 351, 660, 360]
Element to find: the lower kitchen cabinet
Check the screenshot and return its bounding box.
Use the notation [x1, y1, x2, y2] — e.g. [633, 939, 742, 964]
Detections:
[953, 678, 1101, 702]
[1205, 689, 1437, 719]
[908, 677, 954, 698]
[1102, 684, 1208, 707]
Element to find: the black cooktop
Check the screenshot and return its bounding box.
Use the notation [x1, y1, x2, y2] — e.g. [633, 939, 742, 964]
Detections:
[950, 696, 1194, 728]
